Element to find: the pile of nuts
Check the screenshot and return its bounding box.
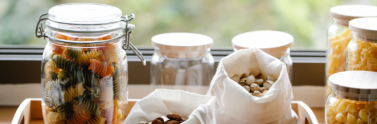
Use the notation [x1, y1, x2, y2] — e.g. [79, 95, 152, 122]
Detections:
[152, 114, 185, 124]
[231, 70, 276, 97]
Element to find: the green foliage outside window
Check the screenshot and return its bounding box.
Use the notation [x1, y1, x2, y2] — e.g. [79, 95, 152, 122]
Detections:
[0, 0, 376, 49]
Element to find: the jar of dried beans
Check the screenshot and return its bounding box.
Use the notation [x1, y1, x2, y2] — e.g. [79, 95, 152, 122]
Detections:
[326, 5, 377, 97]
[35, 3, 145, 124]
[326, 71, 377, 124]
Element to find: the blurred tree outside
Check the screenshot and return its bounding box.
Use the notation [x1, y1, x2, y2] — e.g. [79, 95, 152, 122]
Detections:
[0, 0, 376, 49]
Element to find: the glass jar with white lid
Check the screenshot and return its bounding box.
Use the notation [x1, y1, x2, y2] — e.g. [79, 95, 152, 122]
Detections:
[347, 17, 377, 72]
[150, 33, 215, 86]
[232, 30, 294, 81]
[326, 5, 377, 97]
[326, 71, 377, 124]
[35, 3, 145, 124]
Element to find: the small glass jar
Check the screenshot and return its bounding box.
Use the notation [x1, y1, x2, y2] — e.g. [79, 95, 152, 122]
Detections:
[326, 71, 377, 124]
[326, 5, 377, 97]
[150, 33, 214, 86]
[232, 30, 293, 81]
[348, 17, 377, 72]
[35, 3, 145, 124]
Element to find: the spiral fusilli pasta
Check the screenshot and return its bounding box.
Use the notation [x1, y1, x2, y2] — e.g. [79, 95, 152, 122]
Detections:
[58, 70, 70, 80]
[47, 111, 65, 124]
[45, 72, 58, 83]
[80, 96, 100, 117]
[85, 116, 106, 124]
[86, 86, 100, 98]
[45, 60, 60, 74]
[52, 55, 77, 72]
[65, 47, 82, 61]
[52, 43, 66, 55]
[113, 64, 122, 100]
[83, 69, 99, 87]
[67, 109, 91, 124]
[49, 80, 64, 107]
[57, 70, 71, 86]
[81, 50, 103, 65]
[64, 83, 85, 103]
[101, 106, 116, 124]
[88, 59, 114, 77]
[43, 82, 52, 107]
[57, 104, 73, 120]
[103, 43, 118, 63]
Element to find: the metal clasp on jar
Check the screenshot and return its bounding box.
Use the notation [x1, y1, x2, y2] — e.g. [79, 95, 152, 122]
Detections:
[35, 13, 146, 66]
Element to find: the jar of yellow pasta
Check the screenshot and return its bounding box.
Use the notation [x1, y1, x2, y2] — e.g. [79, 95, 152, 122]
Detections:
[232, 30, 294, 81]
[35, 3, 145, 124]
[326, 5, 377, 96]
[348, 17, 377, 72]
[326, 71, 377, 124]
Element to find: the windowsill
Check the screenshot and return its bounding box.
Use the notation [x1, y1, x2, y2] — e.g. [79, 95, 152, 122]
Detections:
[0, 83, 325, 107]
[0, 47, 327, 86]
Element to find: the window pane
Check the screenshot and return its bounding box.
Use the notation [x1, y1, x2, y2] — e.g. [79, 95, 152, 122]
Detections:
[0, 0, 376, 49]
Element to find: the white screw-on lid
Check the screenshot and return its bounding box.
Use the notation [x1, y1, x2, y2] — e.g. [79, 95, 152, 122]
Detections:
[48, 3, 122, 24]
[232, 30, 293, 57]
[152, 33, 213, 58]
[349, 17, 377, 42]
[329, 71, 377, 101]
[330, 5, 377, 26]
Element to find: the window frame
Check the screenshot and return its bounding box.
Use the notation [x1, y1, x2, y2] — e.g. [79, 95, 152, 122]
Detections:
[0, 46, 326, 86]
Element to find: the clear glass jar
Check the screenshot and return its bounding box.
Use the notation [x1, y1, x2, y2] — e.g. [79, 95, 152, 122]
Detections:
[36, 3, 145, 124]
[326, 5, 377, 97]
[150, 33, 215, 86]
[232, 30, 294, 81]
[326, 71, 377, 124]
[348, 17, 377, 72]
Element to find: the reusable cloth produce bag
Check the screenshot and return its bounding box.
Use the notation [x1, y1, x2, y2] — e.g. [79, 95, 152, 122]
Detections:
[123, 89, 215, 124]
[124, 48, 298, 124]
[205, 48, 299, 124]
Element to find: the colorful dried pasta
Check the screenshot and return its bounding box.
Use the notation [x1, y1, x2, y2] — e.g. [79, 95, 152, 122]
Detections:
[47, 112, 65, 124]
[101, 106, 118, 124]
[64, 83, 85, 103]
[49, 80, 64, 107]
[113, 64, 122, 100]
[45, 72, 58, 83]
[52, 55, 77, 72]
[88, 59, 114, 77]
[43, 33, 126, 124]
[103, 43, 119, 63]
[43, 82, 52, 107]
[65, 47, 82, 61]
[80, 96, 101, 117]
[57, 104, 73, 120]
[85, 116, 107, 124]
[81, 50, 103, 65]
[45, 60, 60, 74]
[67, 109, 91, 124]
[83, 68, 99, 87]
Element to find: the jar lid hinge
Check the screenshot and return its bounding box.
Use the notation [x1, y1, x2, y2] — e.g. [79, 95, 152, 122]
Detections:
[35, 13, 146, 66]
